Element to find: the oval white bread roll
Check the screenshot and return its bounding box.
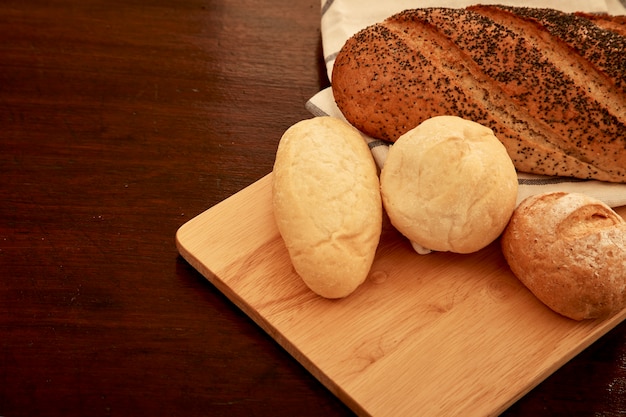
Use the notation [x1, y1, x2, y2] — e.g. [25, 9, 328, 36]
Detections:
[272, 117, 382, 298]
[501, 192, 626, 320]
[380, 115, 518, 253]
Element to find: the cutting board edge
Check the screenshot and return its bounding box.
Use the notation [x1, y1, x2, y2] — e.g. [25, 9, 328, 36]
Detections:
[176, 210, 371, 417]
[494, 305, 626, 415]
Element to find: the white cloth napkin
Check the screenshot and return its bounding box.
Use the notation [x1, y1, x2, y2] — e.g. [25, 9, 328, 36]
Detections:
[306, 0, 626, 209]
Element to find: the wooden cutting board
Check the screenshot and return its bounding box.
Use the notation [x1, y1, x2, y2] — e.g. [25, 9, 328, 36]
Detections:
[176, 173, 626, 417]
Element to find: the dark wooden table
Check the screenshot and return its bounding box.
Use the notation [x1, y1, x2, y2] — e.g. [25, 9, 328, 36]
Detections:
[1, 1, 625, 416]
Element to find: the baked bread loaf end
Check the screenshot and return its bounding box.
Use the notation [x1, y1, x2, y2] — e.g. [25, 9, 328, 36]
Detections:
[501, 192, 626, 320]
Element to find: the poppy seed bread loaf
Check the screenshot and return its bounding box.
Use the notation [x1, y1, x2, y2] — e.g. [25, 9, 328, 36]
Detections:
[332, 6, 626, 183]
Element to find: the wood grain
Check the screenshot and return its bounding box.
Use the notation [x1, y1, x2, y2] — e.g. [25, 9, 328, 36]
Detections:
[176, 174, 626, 417]
[1, 0, 625, 416]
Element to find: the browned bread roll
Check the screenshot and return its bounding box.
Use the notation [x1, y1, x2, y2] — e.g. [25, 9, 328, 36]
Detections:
[331, 6, 626, 183]
[501, 192, 626, 320]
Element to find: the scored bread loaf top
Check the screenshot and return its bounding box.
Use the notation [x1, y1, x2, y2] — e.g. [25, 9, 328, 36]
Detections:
[475, 6, 626, 95]
[331, 6, 626, 183]
[579, 12, 626, 38]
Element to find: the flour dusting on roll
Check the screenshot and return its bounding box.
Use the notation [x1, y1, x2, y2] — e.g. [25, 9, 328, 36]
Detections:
[502, 192, 626, 320]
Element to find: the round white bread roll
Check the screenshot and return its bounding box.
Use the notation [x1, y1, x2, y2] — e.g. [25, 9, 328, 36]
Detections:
[272, 117, 382, 298]
[380, 115, 518, 253]
[502, 192, 626, 320]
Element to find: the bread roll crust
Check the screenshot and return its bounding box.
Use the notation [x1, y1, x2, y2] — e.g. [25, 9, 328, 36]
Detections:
[272, 117, 382, 298]
[501, 192, 626, 320]
[380, 116, 518, 254]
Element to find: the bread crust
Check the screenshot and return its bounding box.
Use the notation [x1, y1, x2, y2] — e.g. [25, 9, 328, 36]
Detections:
[272, 117, 382, 298]
[380, 116, 518, 253]
[331, 7, 626, 183]
[501, 192, 626, 320]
